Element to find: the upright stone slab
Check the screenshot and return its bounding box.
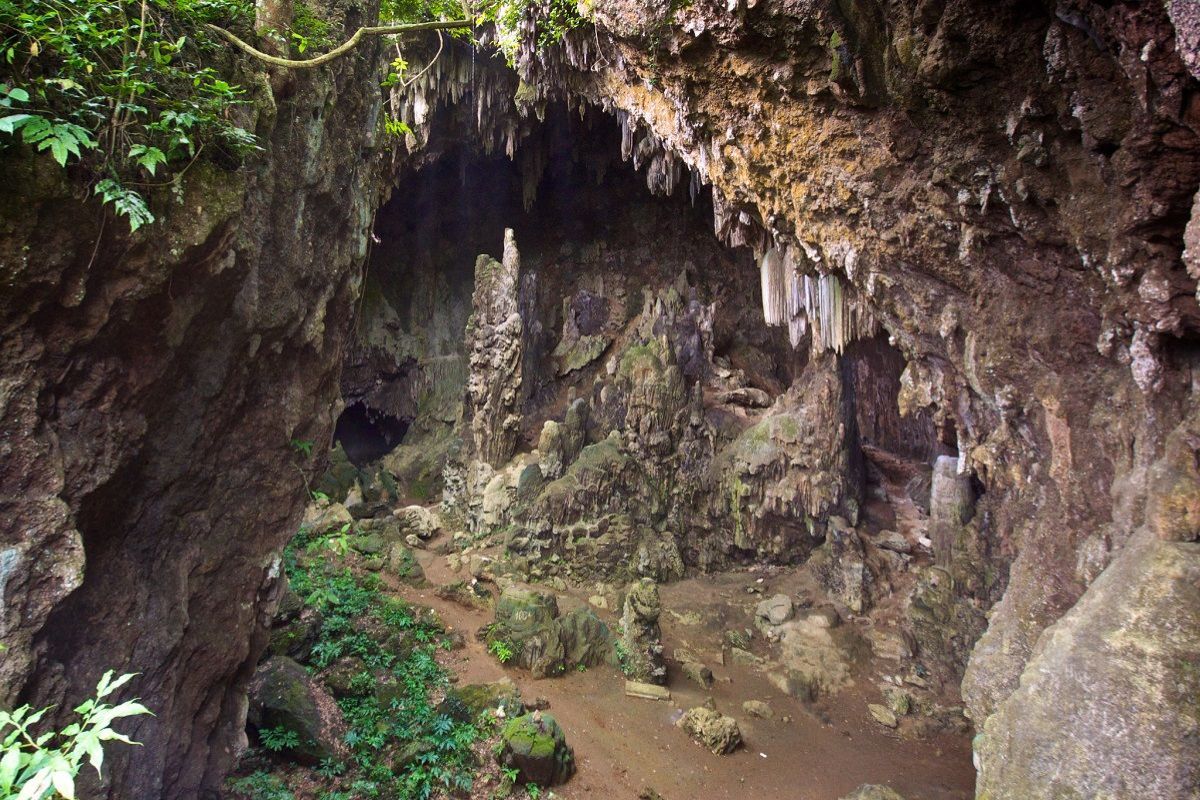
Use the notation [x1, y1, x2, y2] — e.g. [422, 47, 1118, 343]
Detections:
[929, 455, 974, 567]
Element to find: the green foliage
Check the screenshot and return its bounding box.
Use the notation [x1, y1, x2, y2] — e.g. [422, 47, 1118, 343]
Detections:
[289, 438, 315, 457]
[227, 770, 295, 800]
[288, 2, 332, 54]
[258, 726, 300, 753]
[474, 0, 585, 65]
[264, 529, 490, 799]
[0, 0, 258, 230]
[0, 671, 151, 800]
[487, 638, 514, 664]
[526, 782, 541, 799]
[613, 637, 632, 676]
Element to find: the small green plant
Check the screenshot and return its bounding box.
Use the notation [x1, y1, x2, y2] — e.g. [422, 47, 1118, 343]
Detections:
[310, 490, 330, 502]
[613, 638, 632, 676]
[325, 523, 352, 558]
[0, 670, 151, 800]
[526, 782, 541, 799]
[488, 638, 514, 664]
[500, 766, 519, 786]
[227, 770, 295, 800]
[258, 726, 300, 753]
[289, 438, 314, 457]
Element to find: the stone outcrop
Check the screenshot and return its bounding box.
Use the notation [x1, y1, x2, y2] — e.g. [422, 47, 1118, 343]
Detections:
[464, 229, 530, 468]
[620, 579, 666, 685]
[247, 657, 346, 765]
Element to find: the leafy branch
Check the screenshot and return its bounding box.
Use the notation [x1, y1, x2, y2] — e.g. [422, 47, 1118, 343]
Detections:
[0, 670, 152, 800]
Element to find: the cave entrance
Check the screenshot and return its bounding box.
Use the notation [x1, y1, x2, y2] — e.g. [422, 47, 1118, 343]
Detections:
[333, 401, 410, 467]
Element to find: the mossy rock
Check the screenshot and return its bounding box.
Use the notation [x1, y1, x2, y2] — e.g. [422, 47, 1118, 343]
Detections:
[498, 713, 575, 787]
[384, 542, 425, 585]
[440, 679, 525, 723]
[248, 656, 344, 765]
[267, 609, 322, 663]
[554, 607, 616, 669]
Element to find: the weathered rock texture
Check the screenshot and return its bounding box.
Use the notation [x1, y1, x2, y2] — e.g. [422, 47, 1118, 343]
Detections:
[0, 3, 388, 796]
[497, 1, 1200, 794]
[368, 1, 1200, 794]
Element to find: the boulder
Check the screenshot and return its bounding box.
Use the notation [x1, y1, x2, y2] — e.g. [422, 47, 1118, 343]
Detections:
[554, 607, 615, 668]
[677, 707, 742, 755]
[756, 593, 794, 625]
[868, 703, 898, 728]
[267, 607, 322, 663]
[681, 660, 714, 689]
[384, 541, 425, 585]
[248, 656, 345, 765]
[440, 679, 524, 723]
[490, 586, 566, 678]
[975, 537, 1200, 800]
[395, 505, 441, 540]
[498, 712, 576, 787]
[302, 500, 352, 536]
[743, 700, 774, 719]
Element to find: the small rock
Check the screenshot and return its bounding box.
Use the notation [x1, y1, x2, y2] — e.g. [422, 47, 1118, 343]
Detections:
[840, 785, 906, 800]
[681, 660, 714, 689]
[868, 703, 899, 729]
[742, 700, 774, 719]
[729, 647, 762, 667]
[625, 681, 671, 701]
[677, 707, 743, 755]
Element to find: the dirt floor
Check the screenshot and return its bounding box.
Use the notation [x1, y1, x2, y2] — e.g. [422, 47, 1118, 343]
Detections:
[400, 543, 977, 800]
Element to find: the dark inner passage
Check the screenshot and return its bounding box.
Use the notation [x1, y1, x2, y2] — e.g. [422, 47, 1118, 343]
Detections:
[333, 401, 410, 466]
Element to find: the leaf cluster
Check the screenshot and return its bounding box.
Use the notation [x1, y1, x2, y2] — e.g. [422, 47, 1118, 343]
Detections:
[0, 671, 151, 800]
[0, 0, 259, 230]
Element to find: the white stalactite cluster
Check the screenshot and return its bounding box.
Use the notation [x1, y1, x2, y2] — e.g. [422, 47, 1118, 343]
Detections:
[760, 246, 877, 355]
[391, 45, 524, 157]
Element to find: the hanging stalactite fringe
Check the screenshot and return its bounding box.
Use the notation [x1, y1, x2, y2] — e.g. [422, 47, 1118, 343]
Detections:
[203, 19, 472, 69]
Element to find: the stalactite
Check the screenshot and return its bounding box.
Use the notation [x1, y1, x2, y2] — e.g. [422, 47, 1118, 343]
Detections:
[759, 247, 877, 355]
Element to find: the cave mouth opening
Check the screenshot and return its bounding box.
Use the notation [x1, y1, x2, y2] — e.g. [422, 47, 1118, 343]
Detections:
[333, 401, 410, 467]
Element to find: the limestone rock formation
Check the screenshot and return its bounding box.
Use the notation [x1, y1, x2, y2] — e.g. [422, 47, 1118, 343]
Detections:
[464, 230, 529, 468]
[0, 4, 385, 793]
[487, 586, 615, 678]
[975, 534, 1200, 799]
[620, 579, 666, 685]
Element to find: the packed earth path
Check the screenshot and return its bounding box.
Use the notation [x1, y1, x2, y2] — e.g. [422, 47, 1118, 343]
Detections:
[397, 541, 975, 800]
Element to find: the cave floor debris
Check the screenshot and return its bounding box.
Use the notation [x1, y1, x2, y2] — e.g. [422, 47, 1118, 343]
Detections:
[394, 544, 975, 800]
